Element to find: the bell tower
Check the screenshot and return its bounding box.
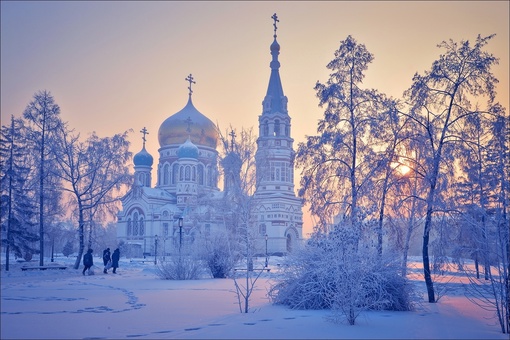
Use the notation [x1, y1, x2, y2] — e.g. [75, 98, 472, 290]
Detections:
[254, 14, 303, 254]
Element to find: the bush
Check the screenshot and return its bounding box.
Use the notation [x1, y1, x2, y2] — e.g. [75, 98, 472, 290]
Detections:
[269, 230, 416, 325]
[155, 255, 204, 280]
[196, 231, 240, 278]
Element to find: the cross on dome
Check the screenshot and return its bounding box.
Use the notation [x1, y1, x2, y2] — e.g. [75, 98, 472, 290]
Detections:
[271, 13, 279, 38]
[140, 127, 149, 148]
[185, 74, 196, 97]
[229, 129, 236, 151]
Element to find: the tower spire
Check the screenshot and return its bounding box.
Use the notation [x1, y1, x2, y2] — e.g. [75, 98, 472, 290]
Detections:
[263, 13, 287, 115]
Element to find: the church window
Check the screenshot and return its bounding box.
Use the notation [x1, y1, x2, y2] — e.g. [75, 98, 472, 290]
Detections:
[276, 168, 280, 181]
[163, 223, 169, 236]
[172, 163, 178, 184]
[274, 119, 280, 136]
[127, 218, 132, 236]
[259, 224, 266, 235]
[133, 212, 139, 236]
[285, 124, 290, 136]
[263, 120, 269, 136]
[185, 166, 191, 180]
[163, 164, 169, 185]
[192, 166, 196, 181]
[139, 217, 145, 236]
[197, 164, 204, 185]
[179, 166, 184, 181]
[205, 166, 210, 186]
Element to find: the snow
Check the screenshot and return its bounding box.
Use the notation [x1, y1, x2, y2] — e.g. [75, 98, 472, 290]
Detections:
[1, 256, 506, 339]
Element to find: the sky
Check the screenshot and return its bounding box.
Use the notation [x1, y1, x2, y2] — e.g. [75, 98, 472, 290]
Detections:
[1, 256, 508, 339]
[1, 1, 509, 235]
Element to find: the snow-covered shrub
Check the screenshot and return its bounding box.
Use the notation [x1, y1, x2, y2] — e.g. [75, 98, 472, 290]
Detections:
[269, 228, 415, 325]
[155, 255, 203, 280]
[195, 231, 240, 278]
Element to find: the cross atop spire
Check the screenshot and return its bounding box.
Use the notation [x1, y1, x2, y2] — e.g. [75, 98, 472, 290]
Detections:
[229, 129, 236, 151]
[140, 127, 149, 148]
[185, 74, 196, 98]
[185, 116, 193, 133]
[271, 13, 279, 38]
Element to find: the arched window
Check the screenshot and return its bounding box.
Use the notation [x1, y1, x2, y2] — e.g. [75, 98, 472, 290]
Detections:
[133, 212, 139, 236]
[274, 119, 280, 136]
[285, 123, 290, 136]
[139, 217, 145, 236]
[192, 166, 196, 181]
[198, 164, 204, 185]
[263, 120, 269, 136]
[127, 218, 132, 236]
[206, 166, 211, 186]
[179, 165, 184, 181]
[163, 164, 169, 185]
[185, 165, 191, 180]
[259, 224, 266, 235]
[172, 163, 179, 184]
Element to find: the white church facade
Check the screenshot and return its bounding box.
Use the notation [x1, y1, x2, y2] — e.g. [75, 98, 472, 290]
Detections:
[116, 15, 303, 258]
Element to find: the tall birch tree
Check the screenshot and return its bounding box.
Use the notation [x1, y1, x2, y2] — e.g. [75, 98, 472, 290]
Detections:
[404, 34, 501, 302]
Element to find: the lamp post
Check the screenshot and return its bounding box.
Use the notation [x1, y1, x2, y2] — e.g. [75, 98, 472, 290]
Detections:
[51, 239, 55, 263]
[265, 234, 268, 267]
[154, 235, 158, 265]
[178, 217, 183, 254]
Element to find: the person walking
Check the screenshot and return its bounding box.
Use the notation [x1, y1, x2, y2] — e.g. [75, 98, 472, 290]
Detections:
[102, 248, 111, 274]
[82, 249, 94, 275]
[111, 248, 120, 274]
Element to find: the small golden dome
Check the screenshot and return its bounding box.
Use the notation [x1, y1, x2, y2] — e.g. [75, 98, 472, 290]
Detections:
[158, 97, 218, 149]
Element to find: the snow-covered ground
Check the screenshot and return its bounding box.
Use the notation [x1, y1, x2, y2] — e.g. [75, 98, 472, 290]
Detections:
[1, 255, 506, 339]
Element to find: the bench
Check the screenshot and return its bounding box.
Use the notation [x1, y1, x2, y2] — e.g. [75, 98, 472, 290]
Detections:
[21, 265, 67, 271]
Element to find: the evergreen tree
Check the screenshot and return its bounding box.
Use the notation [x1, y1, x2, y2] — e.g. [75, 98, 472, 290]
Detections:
[0, 116, 39, 270]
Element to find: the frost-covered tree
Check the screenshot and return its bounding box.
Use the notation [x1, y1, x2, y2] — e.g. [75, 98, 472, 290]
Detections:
[296, 35, 394, 249]
[0, 116, 39, 269]
[52, 125, 132, 269]
[404, 34, 502, 303]
[217, 126, 268, 312]
[23, 90, 63, 266]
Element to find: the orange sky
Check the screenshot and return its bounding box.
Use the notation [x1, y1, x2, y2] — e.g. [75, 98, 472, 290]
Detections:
[1, 1, 509, 236]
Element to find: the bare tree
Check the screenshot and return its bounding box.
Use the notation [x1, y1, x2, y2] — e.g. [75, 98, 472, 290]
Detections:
[404, 34, 501, 302]
[217, 126, 268, 313]
[52, 125, 132, 269]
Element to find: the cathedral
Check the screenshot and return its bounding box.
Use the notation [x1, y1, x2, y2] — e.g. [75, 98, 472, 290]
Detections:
[116, 15, 303, 258]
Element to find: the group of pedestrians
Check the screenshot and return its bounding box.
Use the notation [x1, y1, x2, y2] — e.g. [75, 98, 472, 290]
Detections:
[82, 247, 120, 275]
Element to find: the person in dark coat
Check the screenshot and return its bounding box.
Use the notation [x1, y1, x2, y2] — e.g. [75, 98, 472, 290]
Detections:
[111, 248, 120, 274]
[102, 248, 111, 274]
[82, 249, 94, 275]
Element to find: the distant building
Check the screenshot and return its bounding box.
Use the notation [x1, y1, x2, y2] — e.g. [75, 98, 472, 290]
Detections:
[116, 15, 303, 257]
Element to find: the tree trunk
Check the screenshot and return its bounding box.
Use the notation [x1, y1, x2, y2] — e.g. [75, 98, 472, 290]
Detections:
[73, 206, 85, 269]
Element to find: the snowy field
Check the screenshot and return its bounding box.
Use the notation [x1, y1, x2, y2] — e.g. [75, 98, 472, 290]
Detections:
[1, 255, 506, 340]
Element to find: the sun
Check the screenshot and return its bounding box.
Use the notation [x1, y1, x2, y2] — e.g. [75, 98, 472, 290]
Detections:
[398, 164, 411, 175]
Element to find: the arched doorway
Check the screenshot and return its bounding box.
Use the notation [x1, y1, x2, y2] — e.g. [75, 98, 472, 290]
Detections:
[286, 233, 292, 253]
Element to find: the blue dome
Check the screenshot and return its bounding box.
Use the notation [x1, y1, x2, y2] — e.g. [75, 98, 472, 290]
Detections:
[177, 137, 199, 159]
[133, 147, 154, 166]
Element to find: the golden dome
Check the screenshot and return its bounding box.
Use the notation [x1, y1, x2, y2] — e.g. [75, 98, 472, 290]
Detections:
[158, 97, 218, 149]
